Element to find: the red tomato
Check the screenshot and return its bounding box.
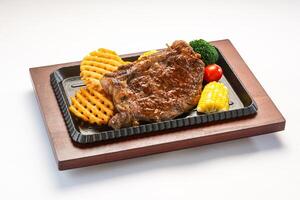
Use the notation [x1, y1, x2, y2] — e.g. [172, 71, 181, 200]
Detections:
[203, 64, 223, 82]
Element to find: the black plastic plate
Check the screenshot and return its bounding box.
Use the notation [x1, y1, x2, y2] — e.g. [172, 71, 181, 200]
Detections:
[50, 48, 257, 143]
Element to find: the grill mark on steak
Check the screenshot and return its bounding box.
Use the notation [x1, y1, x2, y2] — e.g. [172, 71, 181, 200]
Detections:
[100, 40, 205, 129]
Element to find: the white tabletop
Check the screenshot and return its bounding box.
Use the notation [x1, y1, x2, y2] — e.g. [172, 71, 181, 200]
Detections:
[0, 0, 299, 199]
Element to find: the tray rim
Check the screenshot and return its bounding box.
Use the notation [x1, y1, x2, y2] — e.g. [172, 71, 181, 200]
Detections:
[50, 48, 258, 144]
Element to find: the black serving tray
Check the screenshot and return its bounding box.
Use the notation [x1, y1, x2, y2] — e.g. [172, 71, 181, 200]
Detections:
[50, 48, 257, 144]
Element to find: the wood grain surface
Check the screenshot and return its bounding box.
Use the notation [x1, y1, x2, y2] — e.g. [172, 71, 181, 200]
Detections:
[30, 39, 285, 170]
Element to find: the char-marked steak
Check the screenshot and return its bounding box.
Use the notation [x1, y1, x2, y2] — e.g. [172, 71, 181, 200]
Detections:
[100, 40, 205, 129]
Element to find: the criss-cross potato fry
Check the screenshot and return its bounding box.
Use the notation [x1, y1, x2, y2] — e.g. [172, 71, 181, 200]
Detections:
[69, 48, 129, 126]
[69, 86, 114, 125]
[80, 48, 126, 88]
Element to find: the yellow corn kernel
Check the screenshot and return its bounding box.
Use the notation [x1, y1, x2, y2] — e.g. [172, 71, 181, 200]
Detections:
[197, 81, 229, 113]
[138, 50, 158, 60]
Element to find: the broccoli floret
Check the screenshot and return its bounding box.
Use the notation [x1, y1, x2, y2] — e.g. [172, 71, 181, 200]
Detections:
[189, 39, 219, 65]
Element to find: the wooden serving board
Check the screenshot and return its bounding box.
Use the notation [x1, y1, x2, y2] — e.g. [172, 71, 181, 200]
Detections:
[30, 39, 285, 170]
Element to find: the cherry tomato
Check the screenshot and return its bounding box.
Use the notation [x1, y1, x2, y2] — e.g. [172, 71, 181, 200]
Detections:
[203, 64, 223, 82]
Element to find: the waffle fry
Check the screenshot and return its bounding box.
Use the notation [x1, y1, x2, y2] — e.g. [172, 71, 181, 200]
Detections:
[69, 86, 114, 125]
[80, 48, 126, 88]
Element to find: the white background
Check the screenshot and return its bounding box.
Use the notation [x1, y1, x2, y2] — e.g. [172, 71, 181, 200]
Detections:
[0, 0, 299, 199]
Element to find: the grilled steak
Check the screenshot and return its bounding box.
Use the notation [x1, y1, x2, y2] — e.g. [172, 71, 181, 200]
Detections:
[100, 40, 205, 129]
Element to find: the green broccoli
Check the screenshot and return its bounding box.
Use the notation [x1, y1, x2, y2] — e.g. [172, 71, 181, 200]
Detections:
[189, 39, 219, 65]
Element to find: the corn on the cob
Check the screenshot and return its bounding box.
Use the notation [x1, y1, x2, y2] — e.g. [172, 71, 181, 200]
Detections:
[138, 50, 158, 60]
[197, 81, 229, 113]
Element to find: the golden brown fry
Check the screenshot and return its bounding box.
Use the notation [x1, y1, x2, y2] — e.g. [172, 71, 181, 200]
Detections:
[70, 48, 130, 126]
[69, 86, 114, 125]
[80, 48, 126, 88]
